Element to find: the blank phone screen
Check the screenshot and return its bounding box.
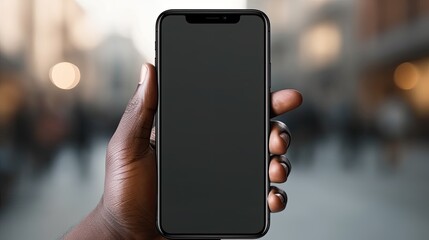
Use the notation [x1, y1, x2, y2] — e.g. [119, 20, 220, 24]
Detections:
[158, 11, 268, 236]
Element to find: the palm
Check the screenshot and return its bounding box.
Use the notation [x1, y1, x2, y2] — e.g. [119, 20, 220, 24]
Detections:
[104, 144, 163, 239]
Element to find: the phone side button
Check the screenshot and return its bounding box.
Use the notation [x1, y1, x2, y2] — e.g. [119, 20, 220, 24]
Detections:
[269, 62, 271, 89]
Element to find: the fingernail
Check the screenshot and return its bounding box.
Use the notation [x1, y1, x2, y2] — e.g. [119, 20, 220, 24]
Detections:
[275, 193, 285, 205]
[284, 157, 292, 177]
[280, 162, 288, 177]
[280, 132, 290, 148]
[139, 64, 148, 85]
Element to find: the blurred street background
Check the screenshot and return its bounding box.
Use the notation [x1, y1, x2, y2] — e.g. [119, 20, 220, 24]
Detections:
[1, 0, 429, 239]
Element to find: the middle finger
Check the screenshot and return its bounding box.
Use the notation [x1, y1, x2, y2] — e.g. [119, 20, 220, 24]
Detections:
[269, 120, 291, 155]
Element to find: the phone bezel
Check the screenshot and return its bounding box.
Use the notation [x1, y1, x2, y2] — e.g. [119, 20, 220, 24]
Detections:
[155, 9, 271, 239]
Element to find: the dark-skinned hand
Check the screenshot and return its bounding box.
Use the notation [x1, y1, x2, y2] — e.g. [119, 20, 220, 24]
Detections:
[64, 63, 303, 240]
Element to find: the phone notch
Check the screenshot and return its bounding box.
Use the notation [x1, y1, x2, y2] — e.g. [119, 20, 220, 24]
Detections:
[186, 14, 240, 24]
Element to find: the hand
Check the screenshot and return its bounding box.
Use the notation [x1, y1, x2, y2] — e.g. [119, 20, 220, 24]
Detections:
[64, 63, 302, 240]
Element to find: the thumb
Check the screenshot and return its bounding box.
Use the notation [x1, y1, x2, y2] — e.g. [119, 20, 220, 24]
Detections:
[108, 63, 157, 155]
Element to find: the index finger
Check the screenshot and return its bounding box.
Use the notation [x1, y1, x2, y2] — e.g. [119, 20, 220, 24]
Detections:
[271, 89, 303, 117]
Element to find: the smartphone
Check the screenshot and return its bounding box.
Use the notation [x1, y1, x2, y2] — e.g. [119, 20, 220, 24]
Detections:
[156, 9, 270, 239]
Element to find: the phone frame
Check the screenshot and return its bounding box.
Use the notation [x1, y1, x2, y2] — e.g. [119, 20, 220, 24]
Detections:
[155, 9, 271, 239]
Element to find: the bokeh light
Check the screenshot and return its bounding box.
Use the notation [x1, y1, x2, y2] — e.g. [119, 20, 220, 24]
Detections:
[49, 62, 81, 90]
[300, 21, 342, 68]
[394, 62, 420, 90]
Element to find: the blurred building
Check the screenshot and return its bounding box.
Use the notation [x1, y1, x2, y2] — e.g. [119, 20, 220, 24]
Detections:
[249, 0, 429, 150]
[358, 0, 429, 132]
[0, 0, 142, 206]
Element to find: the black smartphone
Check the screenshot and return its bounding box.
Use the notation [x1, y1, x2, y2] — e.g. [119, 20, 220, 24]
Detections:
[156, 9, 270, 239]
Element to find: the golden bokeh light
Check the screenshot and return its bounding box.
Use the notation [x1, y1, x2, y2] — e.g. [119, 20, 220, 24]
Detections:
[49, 62, 81, 90]
[394, 62, 420, 90]
[300, 21, 342, 68]
[409, 60, 429, 113]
